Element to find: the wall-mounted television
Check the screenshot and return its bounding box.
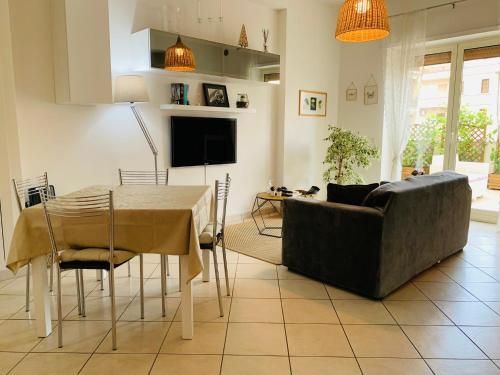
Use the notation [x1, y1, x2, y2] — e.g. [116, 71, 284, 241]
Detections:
[171, 116, 237, 167]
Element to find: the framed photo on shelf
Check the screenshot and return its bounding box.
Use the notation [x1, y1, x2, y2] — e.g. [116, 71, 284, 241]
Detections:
[299, 90, 327, 117]
[203, 83, 230, 107]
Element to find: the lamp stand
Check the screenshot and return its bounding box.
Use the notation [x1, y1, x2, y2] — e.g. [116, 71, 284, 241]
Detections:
[129, 103, 159, 184]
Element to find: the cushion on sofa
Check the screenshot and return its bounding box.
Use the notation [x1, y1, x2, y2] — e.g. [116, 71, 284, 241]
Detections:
[327, 183, 380, 206]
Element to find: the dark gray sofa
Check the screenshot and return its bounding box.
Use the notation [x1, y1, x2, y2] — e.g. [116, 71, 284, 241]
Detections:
[282, 172, 472, 299]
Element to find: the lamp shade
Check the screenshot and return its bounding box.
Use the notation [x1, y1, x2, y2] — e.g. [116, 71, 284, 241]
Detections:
[165, 36, 196, 72]
[336, 0, 390, 43]
[114, 75, 149, 103]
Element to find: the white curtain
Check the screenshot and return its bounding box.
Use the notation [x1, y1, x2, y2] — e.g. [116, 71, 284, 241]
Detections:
[384, 10, 427, 180]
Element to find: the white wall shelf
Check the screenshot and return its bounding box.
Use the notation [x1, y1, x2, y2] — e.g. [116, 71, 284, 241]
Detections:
[160, 104, 256, 114]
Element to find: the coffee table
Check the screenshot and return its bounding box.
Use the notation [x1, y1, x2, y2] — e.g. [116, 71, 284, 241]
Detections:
[251, 192, 289, 238]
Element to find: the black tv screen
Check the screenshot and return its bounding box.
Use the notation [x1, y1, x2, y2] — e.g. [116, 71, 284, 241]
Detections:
[171, 116, 237, 167]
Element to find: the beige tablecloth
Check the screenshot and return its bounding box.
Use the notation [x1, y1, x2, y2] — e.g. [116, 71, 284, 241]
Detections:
[7, 185, 212, 282]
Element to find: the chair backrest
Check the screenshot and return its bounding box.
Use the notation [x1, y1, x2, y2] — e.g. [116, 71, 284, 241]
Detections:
[213, 174, 231, 238]
[118, 169, 169, 185]
[12, 172, 49, 211]
[41, 190, 115, 266]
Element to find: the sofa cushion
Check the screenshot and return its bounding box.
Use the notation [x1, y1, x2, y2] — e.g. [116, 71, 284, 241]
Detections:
[327, 183, 380, 206]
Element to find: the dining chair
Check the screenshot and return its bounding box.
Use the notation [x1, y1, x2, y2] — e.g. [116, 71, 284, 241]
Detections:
[199, 173, 231, 317]
[118, 168, 170, 316]
[12, 172, 53, 312]
[41, 190, 137, 350]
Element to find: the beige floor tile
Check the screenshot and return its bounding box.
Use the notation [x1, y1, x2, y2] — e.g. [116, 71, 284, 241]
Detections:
[113, 262, 158, 278]
[277, 266, 308, 280]
[462, 283, 500, 301]
[229, 298, 283, 323]
[344, 325, 419, 358]
[236, 263, 277, 279]
[89, 277, 141, 298]
[414, 268, 454, 282]
[481, 268, 500, 281]
[0, 295, 28, 319]
[435, 301, 500, 326]
[80, 353, 155, 375]
[32, 321, 110, 353]
[279, 280, 329, 299]
[0, 320, 42, 352]
[221, 355, 290, 375]
[143, 277, 181, 298]
[233, 279, 280, 298]
[282, 299, 338, 324]
[384, 301, 453, 325]
[437, 256, 473, 268]
[9, 353, 90, 375]
[65, 296, 132, 321]
[238, 254, 269, 264]
[486, 301, 500, 314]
[191, 263, 237, 280]
[402, 326, 486, 359]
[0, 352, 25, 375]
[225, 323, 287, 356]
[96, 321, 170, 353]
[0, 277, 32, 296]
[192, 279, 234, 298]
[161, 322, 226, 354]
[385, 283, 429, 300]
[358, 358, 432, 375]
[151, 354, 221, 375]
[334, 300, 395, 324]
[290, 357, 360, 375]
[426, 359, 500, 375]
[174, 297, 230, 322]
[0, 278, 16, 291]
[286, 324, 353, 357]
[414, 282, 478, 301]
[440, 267, 497, 283]
[325, 285, 366, 300]
[11, 295, 79, 321]
[461, 326, 500, 358]
[120, 296, 180, 321]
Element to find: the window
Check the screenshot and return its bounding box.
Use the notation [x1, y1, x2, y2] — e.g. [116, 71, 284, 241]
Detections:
[481, 79, 490, 94]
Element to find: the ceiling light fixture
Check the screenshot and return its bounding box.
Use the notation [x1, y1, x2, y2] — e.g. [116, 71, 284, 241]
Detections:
[165, 35, 196, 72]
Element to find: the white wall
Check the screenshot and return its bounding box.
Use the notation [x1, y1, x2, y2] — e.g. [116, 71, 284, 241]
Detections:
[336, 0, 500, 182]
[280, 0, 341, 195]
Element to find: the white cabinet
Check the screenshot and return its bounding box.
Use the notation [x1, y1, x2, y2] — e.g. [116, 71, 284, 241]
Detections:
[51, 0, 113, 104]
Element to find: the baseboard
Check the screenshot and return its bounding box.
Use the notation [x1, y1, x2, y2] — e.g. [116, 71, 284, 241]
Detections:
[471, 209, 498, 224]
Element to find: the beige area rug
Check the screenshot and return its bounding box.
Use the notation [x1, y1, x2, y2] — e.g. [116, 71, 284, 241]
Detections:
[224, 216, 282, 265]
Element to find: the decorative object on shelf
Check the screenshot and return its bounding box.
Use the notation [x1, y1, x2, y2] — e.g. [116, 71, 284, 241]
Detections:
[346, 82, 358, 101]
[238, 24, 249, 48]
[203, 83, 229, 107]
[323, 125, 380, 184]
[336, 0, 390, 43]
[364, 75, 378, 105]
[165, 35, 196, 72]
[262, 29, 270, 52]
[236, 93, 249, 108]
[114, 75, 160, 182]
[296, 186, 321, 197]
[299, 90, 327, 117]
[171, 83, 190, 105]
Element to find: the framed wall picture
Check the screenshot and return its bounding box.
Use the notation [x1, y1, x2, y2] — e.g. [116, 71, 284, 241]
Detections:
[364, 85, 378, 105]
[346, 82, 358, 102]
[299, 90, 327, 117]
[203, 83, 230, 107]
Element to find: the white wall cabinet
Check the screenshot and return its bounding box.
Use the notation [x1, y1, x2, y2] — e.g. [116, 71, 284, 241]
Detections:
[51, 0, 113, 104]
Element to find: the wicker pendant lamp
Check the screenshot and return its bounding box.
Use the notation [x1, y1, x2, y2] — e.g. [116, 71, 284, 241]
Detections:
[336, 0, 390, 43]
[165, 35, 196, 72]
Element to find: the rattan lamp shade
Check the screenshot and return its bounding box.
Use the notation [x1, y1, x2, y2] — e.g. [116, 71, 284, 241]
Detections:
[336, 0, 390, 43]
[165, 36, 196, 72]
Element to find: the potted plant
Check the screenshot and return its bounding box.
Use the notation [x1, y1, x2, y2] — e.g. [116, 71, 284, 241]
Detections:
[489, 146, 500, 190]
[323, 126, 380, 184]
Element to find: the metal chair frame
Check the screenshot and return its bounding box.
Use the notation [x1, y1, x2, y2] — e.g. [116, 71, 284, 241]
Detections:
[118, 168, 170, 317]
[41, 190, 133, 350]
[12, 172, 51, 312]
[203, 173, 231, 317]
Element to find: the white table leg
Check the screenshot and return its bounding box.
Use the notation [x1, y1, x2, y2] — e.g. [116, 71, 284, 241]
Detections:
[180, 255, 193, 339]
[32, 255, 52, 337]
[202, 250, 210, 282]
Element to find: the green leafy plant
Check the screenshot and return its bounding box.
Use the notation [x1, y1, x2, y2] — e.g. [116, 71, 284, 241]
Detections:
[323, 126, 380, 185]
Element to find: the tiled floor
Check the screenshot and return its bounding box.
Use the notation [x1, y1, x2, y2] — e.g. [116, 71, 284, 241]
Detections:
[1, 222, 500, 374]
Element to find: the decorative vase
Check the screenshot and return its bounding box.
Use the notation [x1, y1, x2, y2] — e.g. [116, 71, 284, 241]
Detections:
[236, 93, 249, 108]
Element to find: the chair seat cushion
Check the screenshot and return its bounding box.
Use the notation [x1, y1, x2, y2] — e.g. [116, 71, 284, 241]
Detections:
[59, 248, 136, 265]
[199, 223, 222, 245]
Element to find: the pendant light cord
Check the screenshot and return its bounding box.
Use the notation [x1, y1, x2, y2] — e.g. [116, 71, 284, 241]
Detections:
[390, 0, 469, 18]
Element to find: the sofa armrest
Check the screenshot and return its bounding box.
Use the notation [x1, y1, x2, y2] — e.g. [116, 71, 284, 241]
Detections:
[282, 198, 385, 297]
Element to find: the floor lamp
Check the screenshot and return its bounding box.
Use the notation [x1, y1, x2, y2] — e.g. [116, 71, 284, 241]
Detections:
[114, 75, 159, 183]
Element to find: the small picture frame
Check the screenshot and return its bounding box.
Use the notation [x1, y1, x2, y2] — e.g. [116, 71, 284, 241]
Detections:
[346, 89, 357, 102]
[364, 85, 378, 105]
[299, 90, 327, 117]
[203, 83, 230, 107]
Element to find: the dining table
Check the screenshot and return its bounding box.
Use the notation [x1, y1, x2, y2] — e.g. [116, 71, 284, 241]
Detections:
[6, 184, 212, 340]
